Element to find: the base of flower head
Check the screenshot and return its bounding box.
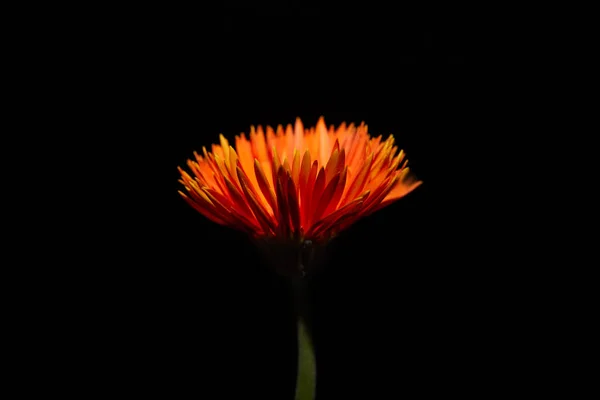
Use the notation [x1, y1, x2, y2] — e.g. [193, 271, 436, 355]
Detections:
[252, 237, 328, 279]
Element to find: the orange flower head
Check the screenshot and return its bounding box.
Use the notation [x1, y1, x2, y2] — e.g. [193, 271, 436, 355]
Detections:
[178, 117, 422, 244]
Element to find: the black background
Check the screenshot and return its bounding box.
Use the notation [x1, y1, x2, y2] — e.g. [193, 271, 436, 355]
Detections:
[93, 6, 513, 400]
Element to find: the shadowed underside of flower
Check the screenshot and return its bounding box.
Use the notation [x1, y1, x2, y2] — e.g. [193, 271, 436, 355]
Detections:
[178, 117, 422, 244]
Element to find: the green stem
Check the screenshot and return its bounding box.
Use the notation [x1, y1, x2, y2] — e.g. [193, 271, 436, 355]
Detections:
[295, 316, 316, 400]
[290, 242, 318, 400]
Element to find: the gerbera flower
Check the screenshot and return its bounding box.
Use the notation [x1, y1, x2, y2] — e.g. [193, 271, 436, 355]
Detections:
[178, 116, 421, 245]
[178, 116, 422, 399]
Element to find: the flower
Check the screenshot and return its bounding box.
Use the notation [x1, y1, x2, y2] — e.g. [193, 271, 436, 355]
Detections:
[178, 117, 422, 244]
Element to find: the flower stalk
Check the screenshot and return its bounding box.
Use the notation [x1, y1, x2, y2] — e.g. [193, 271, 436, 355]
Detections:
[291, 272, 315, 400]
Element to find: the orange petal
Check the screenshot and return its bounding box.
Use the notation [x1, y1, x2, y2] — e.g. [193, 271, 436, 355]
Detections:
[329, 138, 340, 158]
[317, 116, 330, 166]
[266, 125, 279, 158]
[271, 145, 281, 186]
[340, 153, 373, 206]
[324, 166, 347, 217]
[281, 155, 291, 174]
[204, 187, 261, 233]
[220, 134, 230, 166]
[285, 123, 295, 160]
[222, 174, 257, 223]
[178, 191, 229, 226]
[236, 133, 255, 174]
[208, 155, 231, 198]
[325, 148, 339, 182]
[312, 173, 340, 223]
[211, 143, 224, 160]
[360, 172, 403, 216]
[184, 180, 215, 208]
[254, 159, 278, 217]
[236, 166, 276, 235]
[341, 123, 356, 153]
[286, 172, 301, 236]
[373, 179, 423, 213]
[384, 169, 422, 201]
[275, 166, 290, 238]
[307, 167, 326, 228]
[294, 117, 304, 151]
[301, 160, 318, 228]
[178, 166, 195, 186]
[348, 131, 368, 173]
[291, 149, 301, 187]
[298, 150, 311, 198]
[236, 160, 272, 214]
[188, 154, 224, 196]
[191, 187, 243, 228]
[193, 151, 219, 188]
[250, 125, 268, 163]
[307, 191, 370, 238]
[227, 146, 241, 188]
[325, 147, 345, 184]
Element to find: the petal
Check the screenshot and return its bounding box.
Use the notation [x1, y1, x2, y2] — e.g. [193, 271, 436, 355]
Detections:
[317, 116, 330, 166]
[286, 172, 301, 236]
[294, 117, 304, 152]
[285, 123, 295, 161]
[360, 171, 404, 216]
[307, 167, 326, 228]
[204, 188, 262, 233]
[178, 191, 229, 226]
[250, 125, 269, 163]
[298, 150, 311, 199]
[291, 149, 301, 187]
[254, 159, 278, 217]
[301, 160, 318, 229]
[236, 166, 277, 235]
[340, 153, 373, 206]
[307, 191, 370, 238]
[312, 173, 340, 223]
[220, 134, 230, 167]
[275, 166, 290, 238]
[323, 166, 347, 217]
[222, 174, 257, 223]
[325, 148, 339, 182]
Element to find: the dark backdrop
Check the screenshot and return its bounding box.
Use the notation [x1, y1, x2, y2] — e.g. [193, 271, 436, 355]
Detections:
[105, 6, 505, 400]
